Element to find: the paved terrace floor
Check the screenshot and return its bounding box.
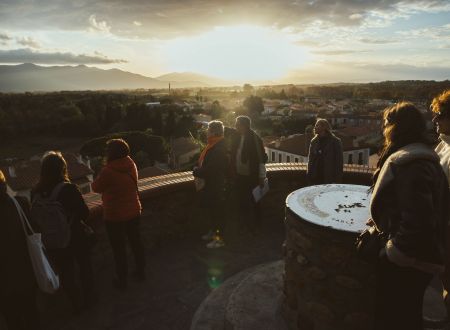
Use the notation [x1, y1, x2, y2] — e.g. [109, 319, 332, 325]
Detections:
[40, 206, 286, 330]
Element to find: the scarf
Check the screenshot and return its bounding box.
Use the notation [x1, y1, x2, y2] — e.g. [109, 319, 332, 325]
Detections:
[198, 136, 224, 166]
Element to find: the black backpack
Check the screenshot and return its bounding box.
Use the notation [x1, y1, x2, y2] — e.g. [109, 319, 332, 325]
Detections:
[31, 182, 71, 249]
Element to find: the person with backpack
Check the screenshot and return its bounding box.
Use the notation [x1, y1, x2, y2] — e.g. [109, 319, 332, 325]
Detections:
[31, 151, 93, 312]
[0, 170, 40, 330]
[92, 139, 145, 290]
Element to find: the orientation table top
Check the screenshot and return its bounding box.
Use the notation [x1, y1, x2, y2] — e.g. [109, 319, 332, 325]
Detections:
[286, 184, 371, 234]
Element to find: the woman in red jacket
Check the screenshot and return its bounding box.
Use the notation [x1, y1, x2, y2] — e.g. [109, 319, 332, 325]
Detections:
[92, 139, 145, 290]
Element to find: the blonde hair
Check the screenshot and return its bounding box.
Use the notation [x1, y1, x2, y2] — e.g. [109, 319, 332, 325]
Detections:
[431, 90, 450, 115]
[0, 170, 5, 184]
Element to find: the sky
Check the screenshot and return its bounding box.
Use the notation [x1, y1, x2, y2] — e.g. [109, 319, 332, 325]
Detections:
[0, 0, 449, 84]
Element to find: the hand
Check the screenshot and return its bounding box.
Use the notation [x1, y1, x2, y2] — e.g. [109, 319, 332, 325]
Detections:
[366, 218, 375, 227]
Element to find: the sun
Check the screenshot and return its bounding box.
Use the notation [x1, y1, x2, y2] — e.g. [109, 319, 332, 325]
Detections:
[162, 25, 309, 82]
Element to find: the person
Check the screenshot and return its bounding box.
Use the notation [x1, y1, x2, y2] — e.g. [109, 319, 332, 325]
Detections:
[194, 120, 228, 248]
[430, 90, 450, 311]
[431, 90, 450, 186]
[31, 151, 93, 312]
[231, 115, 267, 234]
[307, 118, 343, 185]
[92, 139, 145, 290]
[369, 102, 449, 330]
[0, 170, 40, 330]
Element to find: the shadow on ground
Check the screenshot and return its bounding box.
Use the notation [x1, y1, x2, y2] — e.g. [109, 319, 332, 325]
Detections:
[40, 206, 286, 330]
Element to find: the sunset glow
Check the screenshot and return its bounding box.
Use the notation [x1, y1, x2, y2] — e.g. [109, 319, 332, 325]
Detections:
[162, 26, 309, 81]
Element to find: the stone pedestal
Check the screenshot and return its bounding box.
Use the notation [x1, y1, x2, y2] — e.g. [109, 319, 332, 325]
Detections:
[282, 184, 374, 330]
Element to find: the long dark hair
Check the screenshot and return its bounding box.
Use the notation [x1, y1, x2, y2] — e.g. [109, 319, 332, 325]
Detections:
[35, 151, 70, 193]
[372, 102, 429, 187]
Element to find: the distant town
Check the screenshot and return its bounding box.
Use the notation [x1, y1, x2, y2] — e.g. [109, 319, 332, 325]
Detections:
[1, 79, 449, 198]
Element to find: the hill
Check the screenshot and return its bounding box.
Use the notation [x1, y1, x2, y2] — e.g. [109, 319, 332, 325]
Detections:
[0, 64, 228, 92]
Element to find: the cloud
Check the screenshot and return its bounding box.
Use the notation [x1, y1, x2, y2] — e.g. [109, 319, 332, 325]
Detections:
[88, 14, 111, 33]
[0, 0, 448, 39]
[397, 24, 450, 41]
[0, 32, 12, 45]
[313, 50, 368, 55]
[133, 21, 142, 26]
[359, 37, 398, 44]
[0, 32, 12, 41]
[0, 48, 127, 64]
[17, 36, 40, 48]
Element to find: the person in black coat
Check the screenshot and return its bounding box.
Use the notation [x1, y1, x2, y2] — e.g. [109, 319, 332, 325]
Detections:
[194, 120, 228, 248]
[307, 118, 343, 185]
[31, 151, 93, 312]
[369, 102, 449, 330]
[230, 116, 267, 234]
[0, 170, 40, 330]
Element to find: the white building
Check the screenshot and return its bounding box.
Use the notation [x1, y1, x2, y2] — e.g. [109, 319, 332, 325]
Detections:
[265, 133, 370, 166]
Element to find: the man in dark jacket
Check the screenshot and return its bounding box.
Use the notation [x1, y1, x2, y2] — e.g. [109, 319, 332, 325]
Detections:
[307, 118, 343, 185]
[0, 170, 40, 330]
[230, 116, 267, 233]
[194, 120, 228, 248]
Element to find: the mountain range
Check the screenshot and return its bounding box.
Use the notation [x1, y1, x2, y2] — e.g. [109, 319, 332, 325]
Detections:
[0, 63, 234, 92]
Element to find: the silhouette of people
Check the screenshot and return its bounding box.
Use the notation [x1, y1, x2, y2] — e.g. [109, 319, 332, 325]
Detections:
[32, 151, 93, 312]
[194, 120, 228, 248]
[431, 90, 450, 185]
[307, 118, 343, 185]
[430, 90, 450, 311]
[0, 170, 40, 330]
[231, 116, 267, 234]
[370, 102, 449, 330]
[92, 139, 145, 290]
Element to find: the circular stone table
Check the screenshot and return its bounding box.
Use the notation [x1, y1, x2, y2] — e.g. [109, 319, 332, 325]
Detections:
[282, 184, 374, 330]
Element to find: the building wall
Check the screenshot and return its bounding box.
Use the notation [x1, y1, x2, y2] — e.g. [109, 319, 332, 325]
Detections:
[265, 147, 370, 166]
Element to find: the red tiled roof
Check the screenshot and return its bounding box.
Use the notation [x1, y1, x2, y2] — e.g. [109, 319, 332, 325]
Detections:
[265, 133, 358, 156]
[170, 137, 199, 157]
[1, 153, 93, 192]
[337, 125, 380, 137]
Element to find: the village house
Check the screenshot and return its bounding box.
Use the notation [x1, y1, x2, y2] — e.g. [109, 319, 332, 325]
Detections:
[168, 137, 199, 170]
[265, 132, 370, 166]
[321, 113, 382, 129]
[1, 153, 94, 199]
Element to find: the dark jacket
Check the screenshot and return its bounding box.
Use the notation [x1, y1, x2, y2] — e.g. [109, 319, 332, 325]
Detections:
[193, 139, 228, 203]
[371, 143, 449, 274]
[32, 182, 89, 249]
[0, 194, 36, 299]
[307, 133, 343, 184]
[230, 129, 267, 184]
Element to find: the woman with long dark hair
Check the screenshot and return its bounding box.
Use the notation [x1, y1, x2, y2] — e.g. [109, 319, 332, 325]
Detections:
[32, 151, 92, 312]
[92, 139, 145, 290]
[370, 102, 449, 330]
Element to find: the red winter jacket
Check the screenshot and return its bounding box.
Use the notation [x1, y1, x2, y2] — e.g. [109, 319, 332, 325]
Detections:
[92, 156, 141, 222]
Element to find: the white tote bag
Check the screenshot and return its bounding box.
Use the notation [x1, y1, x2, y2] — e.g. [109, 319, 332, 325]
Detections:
[11, 196, 60, 294]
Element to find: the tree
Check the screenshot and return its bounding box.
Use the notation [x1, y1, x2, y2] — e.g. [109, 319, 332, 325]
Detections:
[243, 95, 264, 117]
[80, 131, 167, 164]
[210, 100, 224, 119]
[243, 83, 254, 96]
